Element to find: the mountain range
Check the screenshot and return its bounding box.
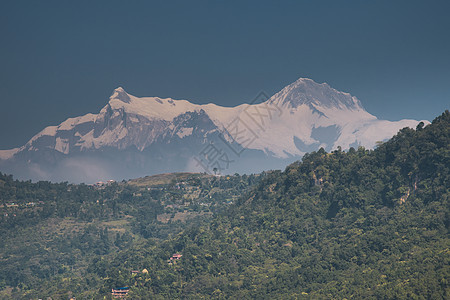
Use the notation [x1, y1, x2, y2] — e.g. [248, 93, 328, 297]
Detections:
[0, 78, 427, 183]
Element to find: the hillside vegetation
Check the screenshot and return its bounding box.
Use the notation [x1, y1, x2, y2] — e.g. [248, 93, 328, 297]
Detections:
[0, 111, 448, 299]
[98, 111, 449, 299]
[0, 171, 261, 299]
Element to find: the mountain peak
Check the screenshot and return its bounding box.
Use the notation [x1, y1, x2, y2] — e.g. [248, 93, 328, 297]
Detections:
[292, 77, 320, 85]
[110, 87, 131, 103]
[270, 77, 363, 111]
[0, 77, 428, 182]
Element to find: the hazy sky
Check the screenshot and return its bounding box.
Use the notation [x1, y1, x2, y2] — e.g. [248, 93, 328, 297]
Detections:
[0, 0, 449, 149]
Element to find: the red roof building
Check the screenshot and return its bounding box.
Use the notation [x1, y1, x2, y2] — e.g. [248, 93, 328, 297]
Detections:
[170, 253, 182, 260]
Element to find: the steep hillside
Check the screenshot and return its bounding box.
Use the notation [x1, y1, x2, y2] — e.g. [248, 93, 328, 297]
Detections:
[93, 111, 449, 299]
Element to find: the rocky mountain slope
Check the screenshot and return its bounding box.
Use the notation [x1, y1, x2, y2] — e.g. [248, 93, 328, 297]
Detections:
[0, 78, 427, 182]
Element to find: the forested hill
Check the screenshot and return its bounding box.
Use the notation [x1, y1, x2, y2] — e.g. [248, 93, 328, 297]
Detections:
[102, 111, 449, 299]
[0, 172, 262, 299]
[0, 111, 448, 299]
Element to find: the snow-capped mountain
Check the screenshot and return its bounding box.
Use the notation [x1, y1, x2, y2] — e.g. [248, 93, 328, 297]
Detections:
[0, 78, 427, 183]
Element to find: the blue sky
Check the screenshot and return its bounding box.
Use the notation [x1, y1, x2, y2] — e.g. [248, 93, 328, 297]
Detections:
[0, 0, 449, 149]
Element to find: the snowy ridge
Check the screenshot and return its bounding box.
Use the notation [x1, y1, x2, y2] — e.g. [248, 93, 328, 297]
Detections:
[0, 77, 428, 182]
[268, 78, 365, 110]
[0, 148, 20, 160]
[109, 88, 246, 126]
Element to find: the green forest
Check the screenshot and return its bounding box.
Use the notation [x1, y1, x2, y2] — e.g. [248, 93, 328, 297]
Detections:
[0, 110, 449, 299]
